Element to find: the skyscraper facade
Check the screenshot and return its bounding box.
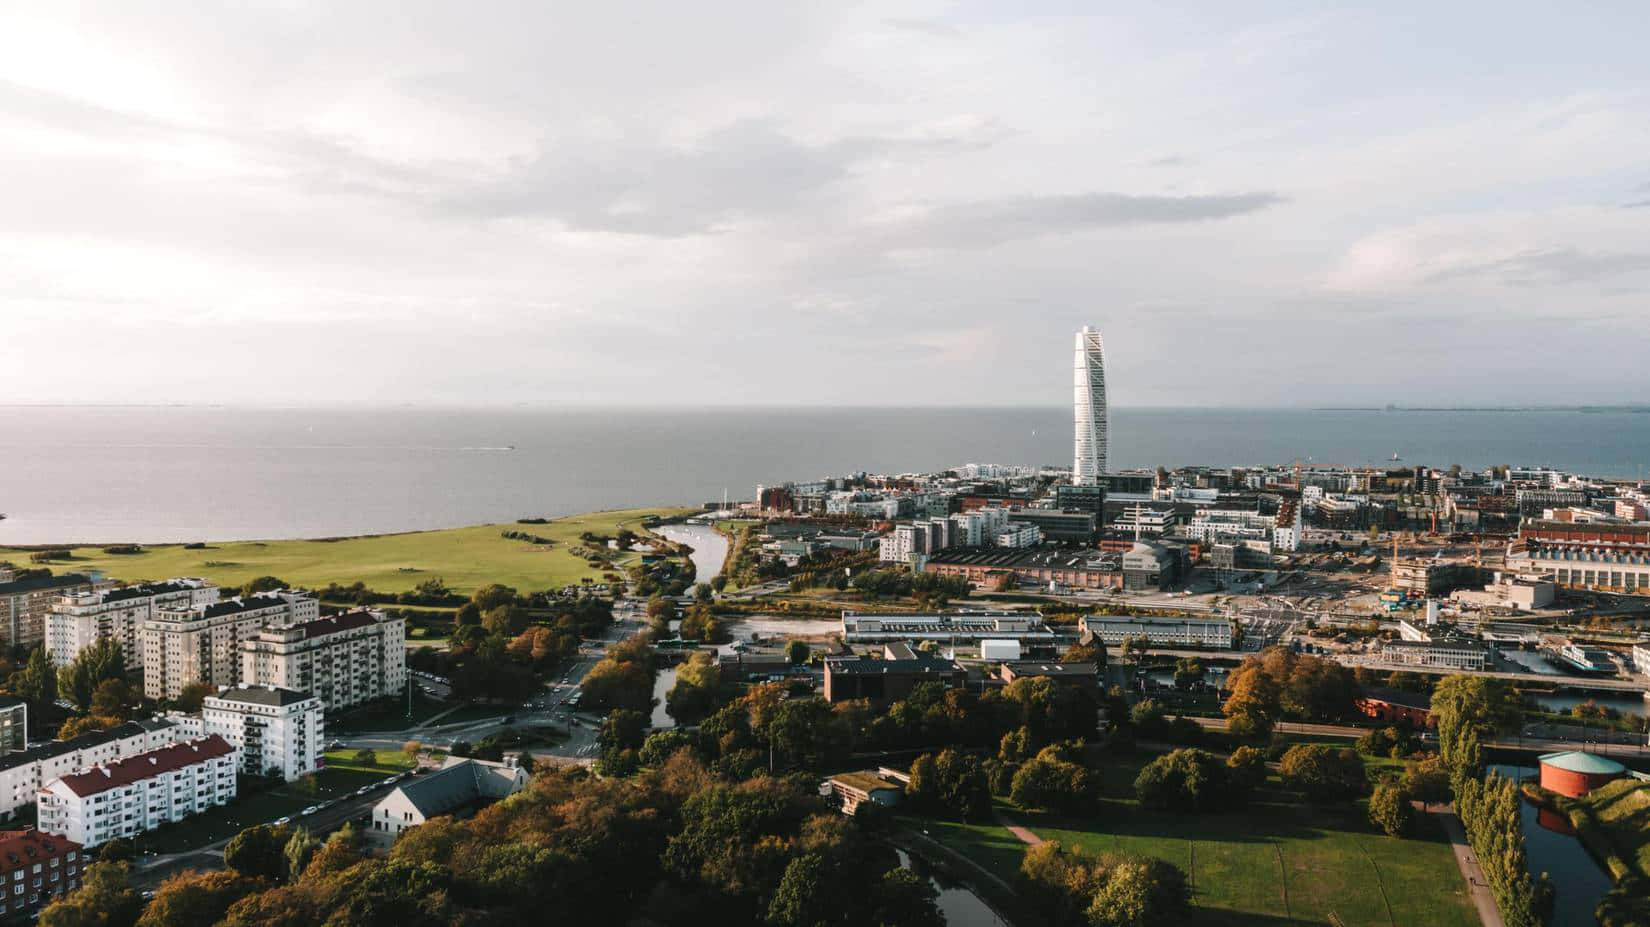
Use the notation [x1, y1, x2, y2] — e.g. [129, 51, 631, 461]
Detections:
[1072, 326, 1107, 484]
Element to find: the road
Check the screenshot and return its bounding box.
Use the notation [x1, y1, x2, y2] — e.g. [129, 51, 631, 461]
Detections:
[1186, 715, 1650, 757]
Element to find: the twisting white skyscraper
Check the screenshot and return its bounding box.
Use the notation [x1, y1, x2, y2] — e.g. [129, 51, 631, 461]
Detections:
[1072, 326, 1107, 484]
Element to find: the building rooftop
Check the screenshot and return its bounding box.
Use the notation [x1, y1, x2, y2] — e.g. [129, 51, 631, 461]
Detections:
[824, 655, 961, 677]
[0, 830, 78, 866]
[1357, 687, 1432, 711]
[53, 736, 234, 798]
[1002, 662, 1099, 677]
[292, 609, 381, 638]
[208, 685, 315, 708]
[0, 719, 176, 775]
[830, 771, 903, 795]
[392, 757, 521, 819]
[1539, 751, 1627, 776]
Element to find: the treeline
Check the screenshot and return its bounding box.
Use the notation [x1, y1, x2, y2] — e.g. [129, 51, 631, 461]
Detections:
[849, 569, 971, 606]
[410, 585, 615, 703]
[316, 577, 467, 608]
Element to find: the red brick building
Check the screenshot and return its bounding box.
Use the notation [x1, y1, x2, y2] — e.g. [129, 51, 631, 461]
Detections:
[0, 829, 82, 920]
[1353, 688, 1433, 728]
[1538, 751, 1626, 799]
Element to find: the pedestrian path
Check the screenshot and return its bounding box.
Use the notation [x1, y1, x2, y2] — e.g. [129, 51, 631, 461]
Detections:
[1429, 804, 1504, 927]
[996, 811, 1044, 847]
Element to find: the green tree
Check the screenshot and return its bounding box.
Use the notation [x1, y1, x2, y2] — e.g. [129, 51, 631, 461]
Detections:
[240, 576, 287, 597]
[767, 697, 850, 771]
[353, 748, 377, 767]
[471, 583, 518, 612]
[40, 861, 142, 927]
[1134, 748, 1235, 812]
[283, 827, 322, 883]
[597, 708, 648, 776]
[665, 650, 726, 725]
[8, 645, 56, 708]
[57, 638, 126, 711]
[172, 680, 215, 713]
[223, 824, 291, 881]
[1172, 658, 1205, 688]
[1432, 675, 1517, 781]
[1221, 664, 1281, 741]
[1010, 744, 1093, 813]
[1279, 744, 1368, 802]
[1368, 782, 1413, 836]
[1085, 856, 1191, 927]
[328, 859, 452, 927]
[1401, 753, 1453, 809]
[785, 639, 810, 665]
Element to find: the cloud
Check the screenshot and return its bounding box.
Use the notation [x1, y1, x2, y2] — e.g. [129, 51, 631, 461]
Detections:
[1623, 199, 1650, 209]
[882, 18, 961, 39]
[874, 191, 1286, 250]
[1425, 248, 1650, 287]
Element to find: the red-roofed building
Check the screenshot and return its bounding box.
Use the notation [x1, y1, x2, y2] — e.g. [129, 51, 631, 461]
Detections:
[241, 609, 406, 711]
[0, 829, 82, 920]
[37, 736, 237, 848]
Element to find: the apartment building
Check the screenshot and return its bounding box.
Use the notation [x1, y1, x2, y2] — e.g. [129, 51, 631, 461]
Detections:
[0, 720, 178, 821]
[140, 591, 318, 701]
[47, 578, 218, 672]
[0, 829, 82, 921]
[198, 686, 323, 781]
[0, 700, 25, 756]
[0, 573, 97, 652]
[241, 609, 406, 711]
[37, 736, 238, 848]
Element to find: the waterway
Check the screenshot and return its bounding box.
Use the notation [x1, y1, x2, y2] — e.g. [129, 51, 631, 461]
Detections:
[654, 522, 730, 584]
[1490, 764, 1614, 926]
[895, 849, 1009, 927]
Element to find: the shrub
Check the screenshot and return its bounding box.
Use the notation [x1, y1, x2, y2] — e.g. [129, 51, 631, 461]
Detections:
[1368, 782, 1414, 836]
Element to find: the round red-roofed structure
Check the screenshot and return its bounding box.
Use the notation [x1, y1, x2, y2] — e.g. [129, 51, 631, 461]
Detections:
[1538, 751, 1626, 798]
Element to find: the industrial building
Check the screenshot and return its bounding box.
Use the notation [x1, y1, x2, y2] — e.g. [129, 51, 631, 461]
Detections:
[1076, 615, 1234, 649]
[839, 610, 1059, 644]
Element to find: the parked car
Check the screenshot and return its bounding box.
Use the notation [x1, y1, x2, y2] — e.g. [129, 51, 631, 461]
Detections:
[301, 806, 319, 815]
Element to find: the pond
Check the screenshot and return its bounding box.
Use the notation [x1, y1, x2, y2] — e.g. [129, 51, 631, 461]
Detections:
[895, 848, 1009, 927]
[1489, 764, 1615, 926]
[655, 523, 730, 582]
[651, 665, 677, 729]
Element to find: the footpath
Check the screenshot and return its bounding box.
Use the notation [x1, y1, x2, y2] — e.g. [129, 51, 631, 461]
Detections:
[1430, 804, 1505, 927]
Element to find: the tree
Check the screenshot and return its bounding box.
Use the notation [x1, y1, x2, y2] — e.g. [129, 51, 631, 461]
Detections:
[1134, 748, 1236, 812]
[906, 749, 991, 821]
[1010, 744, 1093, 813]
[59, 714, 121, 740]
[1432, 675, 1518, 782]
[402, 740, 422, 761]
[785, 639, 810, 665]
[597, 708, 648, 776]
[1279, 744, 1368, 802]
[173, 681, 215, 713]
[91, 678, 135, 721]
[1121, 635, 1150, 663]
[482, 604, 528, 637]
[40, 861, 142, 927]
[240, 576, 287, 597]
[353, 748, 377, 767]
[1368, 783, 1414, 836]
[1085, 856, 1191, 927]
[1221, 664, 1281, 741]
[283, 827, 322, 883]
[694, 582, 713, 603]
[1226, 745, 1268, 799]
[8, 645, 56, 707]
[471, 583, 518, 612]
[767, 697, 850, 771]
[135, 870, 257, 927]
[224, 824, 291, 882]
[328, 859, 453, 927]
[666, 651, 726, 725]
[1172, 658, 1205, 688]
[454, 602, 480, 626]
[57, 638, 125, 711]
[1402, 753, 1453, 809]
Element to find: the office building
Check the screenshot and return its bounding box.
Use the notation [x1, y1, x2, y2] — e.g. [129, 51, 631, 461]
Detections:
[241, 609, 407, 711]
[47, 579, 218, 672]
[140, 591, 319, 700]
[0, 720, 178, 821]
[1379, 638, 1489, 671]
[200, 685, 323, 781]
[840, 610, 1058, 644]
[37, 736, 237, 848]
[823, 650, 965, 703]
[0, 829, 82, 920]
[1072, 326, 1108, 484]
[0, 573, 97, 652]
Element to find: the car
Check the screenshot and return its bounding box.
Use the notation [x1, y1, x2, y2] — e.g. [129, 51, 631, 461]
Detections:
[275, 817, 292, 826]
[301, 805, 319, 815]
[355, 786, 372, 796]
[381, 777, 397, 785]
[328, 740, 344, 750]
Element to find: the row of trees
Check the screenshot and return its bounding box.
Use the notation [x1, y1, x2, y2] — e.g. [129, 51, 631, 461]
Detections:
[1222, 648, 1359, 740]
[1020, 841, 1190, 927]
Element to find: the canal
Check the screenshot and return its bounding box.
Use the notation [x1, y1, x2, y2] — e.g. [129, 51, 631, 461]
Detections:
[655, 522, 730, 583]
[1491, 764, 1615, 926]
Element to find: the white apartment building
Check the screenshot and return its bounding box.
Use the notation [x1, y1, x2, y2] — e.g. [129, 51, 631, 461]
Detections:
[37, 736, 237, 848]
[995, 523, 1042, 549]
[48, 579, 218, 672]
[1380, 639, 1489, 671]
[0, 720, 178, 821]
[194, 686, 323, 781]
[1633, 643, 1650, 677]
[140, 591, 318, 701]
[1077, 615, 1235, 649]
[1186, 508, 1300, 553]
[241, 609, 406, 712]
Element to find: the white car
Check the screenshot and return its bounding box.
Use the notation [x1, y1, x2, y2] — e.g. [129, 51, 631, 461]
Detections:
[301, 805, 319, 815]
[275, 816, 292, 826]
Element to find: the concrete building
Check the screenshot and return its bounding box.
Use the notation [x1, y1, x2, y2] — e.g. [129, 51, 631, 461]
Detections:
[1509, 521, 1650, 596]
[0, 699, 25, 756]
[1186, 508, 1297, 552]
[1450, 573, 1556, 612]
[1634, 643, 1650, 677]
[1380, 638, 1489, 671]
[998, 662, 1100, 688]
[995, 523, 1042, 549]
[1077, 615, 1234, 649]
[241, 609, 407, 711]
[1121, 541, 1178, 591]
[37, 736, 237, 848]
[0, 573, 96, 652]
[827, 770, 905, 815]
[840, 610, 1058, 645]
[823, 651, 965, 703]
[1538, 751, 1626, 798]
[369, 756, 527, 848]
[140, 591, 319, 700]
[47, 579, 218, 672]
[200, 685, 323, 781]
[1072, 326, 1108, 484]
[0, 829, 82, 920]
[924, 548, 1124, 592]
[0, 720, 178, 821]
[1007, 509, 1098, 543]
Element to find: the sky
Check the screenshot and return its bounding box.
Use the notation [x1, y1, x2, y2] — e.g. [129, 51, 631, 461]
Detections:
[1, 1, 1648, 407]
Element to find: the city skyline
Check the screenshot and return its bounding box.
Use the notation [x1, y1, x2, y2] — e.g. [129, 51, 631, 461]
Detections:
[2, 3, 1648, 408]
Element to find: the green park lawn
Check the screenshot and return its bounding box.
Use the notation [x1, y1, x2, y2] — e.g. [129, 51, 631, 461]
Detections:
[925, 750, 1478, 927]
[133, 750, 417, 854]
[1, 507, 697, 596]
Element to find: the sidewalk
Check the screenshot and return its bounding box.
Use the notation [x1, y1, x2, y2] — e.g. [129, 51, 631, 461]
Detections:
[996, 811, 1044, 848]
[1428, 804, 1504, 927]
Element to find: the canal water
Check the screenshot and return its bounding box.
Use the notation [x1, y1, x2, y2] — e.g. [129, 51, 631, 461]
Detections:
[1490, 764, 1614, 926]
[655, 522, 730, 583]
[895, 849, 1008, 926]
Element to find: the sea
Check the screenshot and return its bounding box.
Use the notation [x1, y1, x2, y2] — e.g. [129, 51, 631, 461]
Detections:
[1, 404, 1647, 544]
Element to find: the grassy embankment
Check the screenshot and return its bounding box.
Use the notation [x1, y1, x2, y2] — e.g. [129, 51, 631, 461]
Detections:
[1, 508, 699, 596]
[133, 750, 417, 854]
[1526, 778, 1650, 882]
[925, 748, 1478, 927]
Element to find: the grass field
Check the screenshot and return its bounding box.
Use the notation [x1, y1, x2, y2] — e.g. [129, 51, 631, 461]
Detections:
[926, 750, 1478, 927]
[134, 750, 416, 853]
[1, 507, 697, 595]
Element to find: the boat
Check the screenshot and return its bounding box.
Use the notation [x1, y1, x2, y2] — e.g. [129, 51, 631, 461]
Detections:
[1389, 451, 1402, 461]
